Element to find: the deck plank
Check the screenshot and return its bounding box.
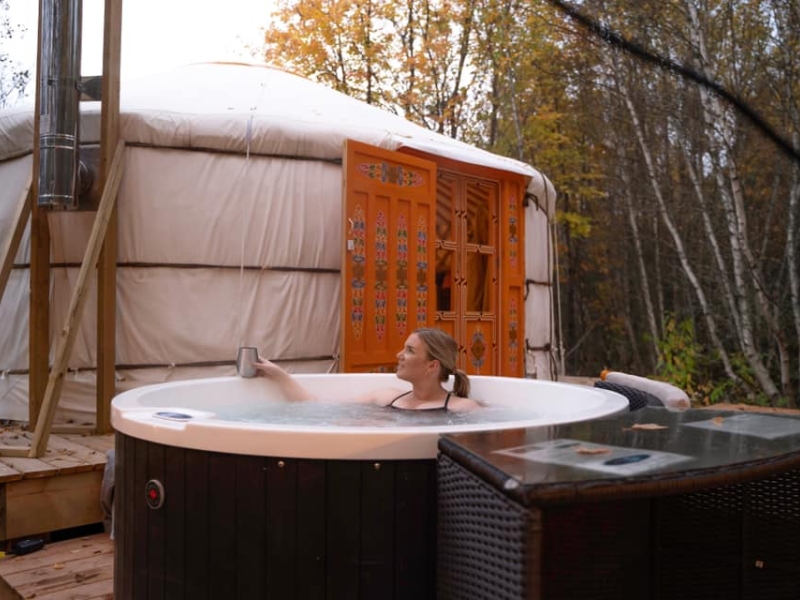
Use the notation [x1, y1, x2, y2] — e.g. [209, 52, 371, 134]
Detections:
[61, 434, 115, 456]
[0, 429, 57, 479]
[0, 461, 22, 484]
[32, 434, 108, 472]
[5, 471, 105, 541]
[0, 456, 58, 480]
[34, 578, 114, 600]
[6, 553, 113, 598]
[0, 536, 112, 576]
[0, 534, 113, 600]
[0, 430, 114, 483]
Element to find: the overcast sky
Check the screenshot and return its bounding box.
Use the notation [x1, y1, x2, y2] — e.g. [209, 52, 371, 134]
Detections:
[4, 0, 274, 101]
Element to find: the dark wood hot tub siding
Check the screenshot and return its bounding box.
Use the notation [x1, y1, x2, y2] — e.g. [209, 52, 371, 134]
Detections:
[114, 432, 437, 600]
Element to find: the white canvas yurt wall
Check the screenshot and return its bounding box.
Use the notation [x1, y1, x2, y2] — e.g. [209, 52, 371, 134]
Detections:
[0, 62, 556, 424]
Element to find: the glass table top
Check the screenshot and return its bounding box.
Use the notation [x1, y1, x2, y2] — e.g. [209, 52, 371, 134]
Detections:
[439, 408, 800, 504]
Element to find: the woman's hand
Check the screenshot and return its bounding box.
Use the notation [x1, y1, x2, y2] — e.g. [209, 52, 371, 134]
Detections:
[254, 356, 285, 378]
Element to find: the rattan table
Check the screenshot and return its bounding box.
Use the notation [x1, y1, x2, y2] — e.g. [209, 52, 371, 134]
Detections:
[437, 407, 800, 600]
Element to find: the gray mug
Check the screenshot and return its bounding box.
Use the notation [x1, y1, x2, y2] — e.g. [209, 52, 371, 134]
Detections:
[236, 346, 258, 378]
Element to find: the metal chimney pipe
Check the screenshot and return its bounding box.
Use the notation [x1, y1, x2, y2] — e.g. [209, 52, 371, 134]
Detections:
[38, 0, 82, 209]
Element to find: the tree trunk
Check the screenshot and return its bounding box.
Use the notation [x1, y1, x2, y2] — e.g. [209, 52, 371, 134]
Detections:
[684, 0, 782, 402]
[617, 147, 660, 370]
[788, 134, 800, 406]
[616, 59, 741, 386]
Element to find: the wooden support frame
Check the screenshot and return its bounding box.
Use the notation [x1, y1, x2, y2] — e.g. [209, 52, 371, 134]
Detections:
[19, 0, 123, 452]
[0, 141, 126, 459]
[28, 140, 126, 457]
[0, 174, 32, 302]
[96, 0, 123, 434]
[28, 0, 49, 432]
[28, 200, 50, 429]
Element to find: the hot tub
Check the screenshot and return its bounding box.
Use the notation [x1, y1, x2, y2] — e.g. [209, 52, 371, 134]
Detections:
[111, 374, 626, 599]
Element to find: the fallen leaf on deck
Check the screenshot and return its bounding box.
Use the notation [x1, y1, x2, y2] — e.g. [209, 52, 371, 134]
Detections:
[630, 423, 668, 430]
[712, 416, 726, 425]
[53, 563, 64, 569]
[575, 446, 611, 455]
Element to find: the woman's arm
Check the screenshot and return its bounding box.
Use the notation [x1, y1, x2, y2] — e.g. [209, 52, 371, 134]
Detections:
[253, 357, 316, 401]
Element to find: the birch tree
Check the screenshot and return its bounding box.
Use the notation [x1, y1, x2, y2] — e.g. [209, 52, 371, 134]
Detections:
[768, 0, 800, 403]
[611, 50, 742, 387]
[683, 0, 783, 402]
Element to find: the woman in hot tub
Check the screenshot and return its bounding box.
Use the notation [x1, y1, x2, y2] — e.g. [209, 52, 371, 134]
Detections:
[254, 327, 480, 412]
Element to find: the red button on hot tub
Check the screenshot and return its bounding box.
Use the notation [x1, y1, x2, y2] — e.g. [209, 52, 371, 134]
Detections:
[145, 479, 165, 509]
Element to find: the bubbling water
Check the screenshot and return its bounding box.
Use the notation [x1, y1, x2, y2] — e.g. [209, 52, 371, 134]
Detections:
[210, 400, 539, 428]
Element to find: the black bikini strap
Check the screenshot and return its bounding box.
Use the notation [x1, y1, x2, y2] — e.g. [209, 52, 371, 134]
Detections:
[389, 390, 412, 407]
[443, 392, 452, 410]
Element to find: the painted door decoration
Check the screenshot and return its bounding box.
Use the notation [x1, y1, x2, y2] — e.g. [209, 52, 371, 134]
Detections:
[341, 140, 527, 377]
[498, 176, 527, 377]
[342, 140, 437, 373]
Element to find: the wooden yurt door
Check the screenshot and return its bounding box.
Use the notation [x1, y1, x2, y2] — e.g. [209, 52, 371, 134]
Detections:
[342, 140, 527, 377]
[341, 140, 438, 373]
[434, 172, 498, 376]
[431, 166, 528, 377]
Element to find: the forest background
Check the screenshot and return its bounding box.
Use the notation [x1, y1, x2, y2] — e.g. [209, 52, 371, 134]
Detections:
[2, 0, 799, 408]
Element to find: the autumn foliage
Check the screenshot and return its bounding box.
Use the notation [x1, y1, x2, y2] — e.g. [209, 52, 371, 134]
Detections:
[259, 0, 800, 407]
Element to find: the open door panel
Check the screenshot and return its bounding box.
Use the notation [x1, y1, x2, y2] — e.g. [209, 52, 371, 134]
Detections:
[341, 140, 437, 373]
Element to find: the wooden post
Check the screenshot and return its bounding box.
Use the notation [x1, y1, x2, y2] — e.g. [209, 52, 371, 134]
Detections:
[29, 0, 50, 428]
[95, 0, 123, 434]
[0, 175, 31, 302]
[28, 141, 126, 458]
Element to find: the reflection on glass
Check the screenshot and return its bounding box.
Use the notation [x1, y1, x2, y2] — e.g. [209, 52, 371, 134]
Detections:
[465, 181, 492, 312]
[466, 251, 489, 312]
[437, 175, 455, 242]
[466, 183, 491, 246]
[436, 248, 453, 311]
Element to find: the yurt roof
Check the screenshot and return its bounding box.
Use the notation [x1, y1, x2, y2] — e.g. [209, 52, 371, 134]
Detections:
[0, 62, 555, 213]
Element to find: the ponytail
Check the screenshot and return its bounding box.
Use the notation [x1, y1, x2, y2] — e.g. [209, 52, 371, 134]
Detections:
[452, 368, 471, 398]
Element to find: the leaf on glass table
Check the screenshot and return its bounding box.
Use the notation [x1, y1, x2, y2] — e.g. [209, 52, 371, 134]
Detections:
[574, 446, 611, 454]
[627, 423, 669, 431]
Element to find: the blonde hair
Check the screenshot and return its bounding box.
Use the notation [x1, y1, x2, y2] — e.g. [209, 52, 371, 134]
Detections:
[414, 327, 471, 398]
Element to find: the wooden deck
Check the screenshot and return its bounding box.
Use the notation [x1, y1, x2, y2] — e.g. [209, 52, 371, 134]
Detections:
[0, 427, 114, 544]
[0, 533, 113, 600]
[0, 427, 114, 599]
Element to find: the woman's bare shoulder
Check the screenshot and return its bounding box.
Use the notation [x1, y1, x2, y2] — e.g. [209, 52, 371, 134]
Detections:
[353, 387, 409, 406]
[448, 396, 482, 412]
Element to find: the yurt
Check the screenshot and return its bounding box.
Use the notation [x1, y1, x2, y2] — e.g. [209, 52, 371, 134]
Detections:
[0, 62, 557, 425]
